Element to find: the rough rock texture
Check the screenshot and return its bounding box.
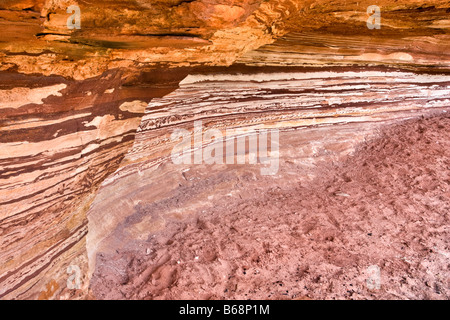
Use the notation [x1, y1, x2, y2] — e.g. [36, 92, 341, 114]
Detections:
[87, 67, 450, 277]
[87, 68, 450, 299]
[1, 0, 450, 299]
[91, 113, 450, 300]
[0, 69, 183, 299]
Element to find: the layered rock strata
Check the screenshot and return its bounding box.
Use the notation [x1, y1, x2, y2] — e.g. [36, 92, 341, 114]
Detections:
[0, 69, 184, 299]
[90, 112, 450, 299]
[0, 0, 449, 299]
[87, 67, 450, 298]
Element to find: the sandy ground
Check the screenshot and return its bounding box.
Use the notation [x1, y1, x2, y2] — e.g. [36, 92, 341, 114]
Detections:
[90, 112, 450, 300]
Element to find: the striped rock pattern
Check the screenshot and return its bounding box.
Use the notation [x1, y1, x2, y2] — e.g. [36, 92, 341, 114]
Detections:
[87, 67, 450, 282]
[0, 0, 450, 299]
[0, 69, 183, 299]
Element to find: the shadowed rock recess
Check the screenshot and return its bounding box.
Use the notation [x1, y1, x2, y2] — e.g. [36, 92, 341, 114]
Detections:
[0, 0, 449, 300]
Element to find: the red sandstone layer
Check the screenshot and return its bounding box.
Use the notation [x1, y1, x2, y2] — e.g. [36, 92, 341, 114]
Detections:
[1, 0, 450, 300]
[91, 112, 450, 300]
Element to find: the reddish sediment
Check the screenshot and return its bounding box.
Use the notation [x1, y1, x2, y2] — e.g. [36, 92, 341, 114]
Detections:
[90, 112, 450, 300]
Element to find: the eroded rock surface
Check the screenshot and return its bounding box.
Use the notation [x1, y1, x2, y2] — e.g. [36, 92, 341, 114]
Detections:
[91, 113, 450, 300]
[1, 0, 450, 299]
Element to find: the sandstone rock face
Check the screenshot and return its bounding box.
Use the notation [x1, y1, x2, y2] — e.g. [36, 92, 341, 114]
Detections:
[90, 112, 450, 299]
[0, 70, 170, 299]
[1, 0, 450, 299]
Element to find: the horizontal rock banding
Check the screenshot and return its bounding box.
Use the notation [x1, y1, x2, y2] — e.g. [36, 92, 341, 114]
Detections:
[238, 32, 450, 71]
[90, 112, 450, 299]
[87, 67, 450, 290]
[125, 68, 450, 167]
[1, 0, 450, 300]
[0, 68, 184, 299]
